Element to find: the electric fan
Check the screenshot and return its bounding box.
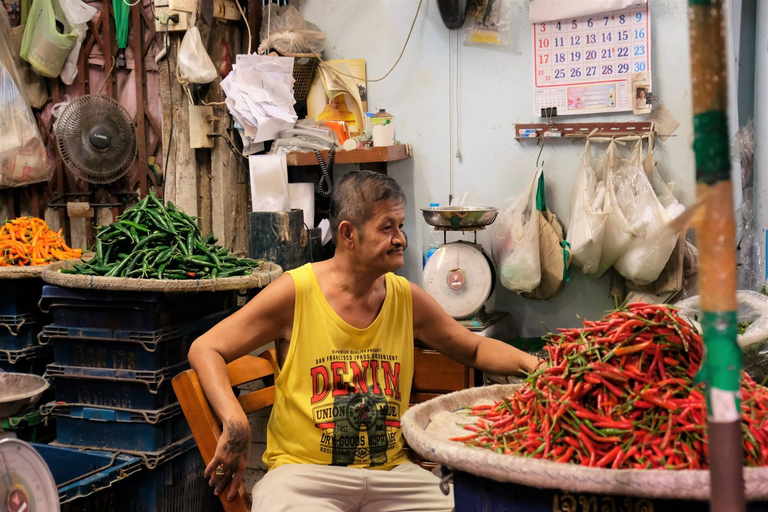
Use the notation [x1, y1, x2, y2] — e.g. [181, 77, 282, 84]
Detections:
[56, 95, 137, 184]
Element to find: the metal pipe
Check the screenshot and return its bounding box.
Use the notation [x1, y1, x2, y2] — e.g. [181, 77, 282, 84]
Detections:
[754, 0, 768, 281]
[688, 1, 744, 511]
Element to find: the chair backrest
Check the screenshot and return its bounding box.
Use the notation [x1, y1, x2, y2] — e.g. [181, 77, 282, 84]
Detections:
[173, 349, 278, 512]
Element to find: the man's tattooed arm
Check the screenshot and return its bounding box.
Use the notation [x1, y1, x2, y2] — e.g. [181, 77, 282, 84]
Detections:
[225, 417, 250, 457]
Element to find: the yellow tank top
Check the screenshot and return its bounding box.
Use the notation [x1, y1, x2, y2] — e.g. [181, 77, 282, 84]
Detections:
[263, 263, 414, 470]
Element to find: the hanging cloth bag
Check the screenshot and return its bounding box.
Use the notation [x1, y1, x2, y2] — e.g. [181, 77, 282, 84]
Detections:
[566, 139, 610, 275]
[523, 171, 571, 300]
[492, 168, 542, 294]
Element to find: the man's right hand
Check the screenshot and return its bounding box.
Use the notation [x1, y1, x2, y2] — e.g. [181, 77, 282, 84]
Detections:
[204, 416, 251, 501]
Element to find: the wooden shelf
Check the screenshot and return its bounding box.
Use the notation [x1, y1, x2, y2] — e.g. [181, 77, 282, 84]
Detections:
[285, 144, 411, 166]
[515, 122, 653, 140]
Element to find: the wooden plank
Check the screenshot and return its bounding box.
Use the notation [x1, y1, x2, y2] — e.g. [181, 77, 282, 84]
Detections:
[413, 348, 469, 393]
[208, 25, 249, 256]
[160, 34, 198, 215]
[285, 145, 411, 167]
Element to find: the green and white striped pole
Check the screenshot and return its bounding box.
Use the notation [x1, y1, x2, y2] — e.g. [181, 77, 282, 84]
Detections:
[688, 1, 744, 510]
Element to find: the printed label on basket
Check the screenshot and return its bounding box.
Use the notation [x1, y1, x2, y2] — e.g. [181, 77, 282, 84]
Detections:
[532, 1, 651, 116]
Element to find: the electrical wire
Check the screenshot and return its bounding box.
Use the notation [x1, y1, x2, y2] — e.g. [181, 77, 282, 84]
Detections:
[123, 0, 142, 7]
[164, 22, 173, 181]
[97, 56, 117, 96]
[448, 27, 453, 206]
[317, 0, 424, 83]
[234, 0, 252, 54]
[455, 30, 462, 160]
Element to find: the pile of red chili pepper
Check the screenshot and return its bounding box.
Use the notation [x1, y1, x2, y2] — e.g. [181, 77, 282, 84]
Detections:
[452, 303, 768, 469]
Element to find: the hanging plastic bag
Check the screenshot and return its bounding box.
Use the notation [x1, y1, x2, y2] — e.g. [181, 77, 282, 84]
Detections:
[258, 4, 326, 55]
[566, 140, 610, 275]
[58, 0, 97, 85]
[492, 168, 541, 293]
[20, 0, 78, 78]
[0, 9, 48, 189]
[178, 27, 218, 85]
[523, 171, 571, 300]
[595, 140, 642, 277]
[676, 291, 768, 384]
[8, 24, 48, 108]
[613, 137, 683, 285]
[463, 0, 512, 48]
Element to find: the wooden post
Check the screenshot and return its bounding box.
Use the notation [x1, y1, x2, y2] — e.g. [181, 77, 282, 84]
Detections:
[688, 1, 744, 511]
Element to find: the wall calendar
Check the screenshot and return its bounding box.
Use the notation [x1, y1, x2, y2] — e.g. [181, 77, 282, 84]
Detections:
[532, 2, 652, 117]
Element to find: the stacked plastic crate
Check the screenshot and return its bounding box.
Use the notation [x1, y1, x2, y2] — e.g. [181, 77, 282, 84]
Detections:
[0, 278, 52, 374]
[40, 285, 234, 512]
[0, 278, 56, 443]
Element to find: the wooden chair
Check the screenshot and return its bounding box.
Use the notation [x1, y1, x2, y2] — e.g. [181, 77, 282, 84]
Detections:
[172, 349, 278, 512]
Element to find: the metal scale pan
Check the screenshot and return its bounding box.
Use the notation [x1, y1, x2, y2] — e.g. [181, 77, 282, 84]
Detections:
[0, 373, 60, 512]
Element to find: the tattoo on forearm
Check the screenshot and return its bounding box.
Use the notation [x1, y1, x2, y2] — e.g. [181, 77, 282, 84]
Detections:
[225, 419, 249, 455]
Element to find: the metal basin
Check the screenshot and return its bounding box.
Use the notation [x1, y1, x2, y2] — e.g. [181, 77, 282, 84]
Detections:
[421, 207, 499, 229]
[0, 373, 49, 418]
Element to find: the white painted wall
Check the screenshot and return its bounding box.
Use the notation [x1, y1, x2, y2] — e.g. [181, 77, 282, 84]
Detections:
[299, 0, 697, 336]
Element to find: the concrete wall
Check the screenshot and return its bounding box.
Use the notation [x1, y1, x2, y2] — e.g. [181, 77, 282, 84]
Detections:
[298, 0, 697, 336]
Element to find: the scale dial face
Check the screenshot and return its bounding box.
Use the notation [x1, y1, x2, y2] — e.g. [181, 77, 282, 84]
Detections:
[0, 437, 59, 512]
[422, 242, 493, 319]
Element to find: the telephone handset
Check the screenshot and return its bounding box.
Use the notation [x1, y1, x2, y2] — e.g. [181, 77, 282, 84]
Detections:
[279, 128, 336, 148]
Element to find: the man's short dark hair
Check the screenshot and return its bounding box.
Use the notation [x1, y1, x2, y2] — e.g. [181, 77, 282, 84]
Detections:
[330, 171, 406, 243]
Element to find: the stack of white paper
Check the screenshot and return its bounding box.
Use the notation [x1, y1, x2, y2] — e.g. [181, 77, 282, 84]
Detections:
[221, 54, 298, 143]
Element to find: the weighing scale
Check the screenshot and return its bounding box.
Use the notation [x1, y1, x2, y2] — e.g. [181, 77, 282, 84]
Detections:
[421, 207, 515, 341]
[0, 373, 59, 512]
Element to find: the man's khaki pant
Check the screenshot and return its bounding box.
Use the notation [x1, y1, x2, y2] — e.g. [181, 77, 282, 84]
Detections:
[251, 462, 454, 511]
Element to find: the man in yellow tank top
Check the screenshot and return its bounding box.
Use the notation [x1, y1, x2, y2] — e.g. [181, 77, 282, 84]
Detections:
[189, 171, 541, 511]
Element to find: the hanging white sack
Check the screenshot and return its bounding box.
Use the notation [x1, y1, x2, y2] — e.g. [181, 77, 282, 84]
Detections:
[178, 27, 218, 85]
[595, 140, 642, 277]
[58, 0, 97, 85]
[613, 137, 684, 285]
[492, 168, 541, 293]
[566, 140, 610, 275]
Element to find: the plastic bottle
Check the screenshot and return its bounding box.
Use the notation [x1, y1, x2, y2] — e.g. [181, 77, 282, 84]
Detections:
[423, 203, 443, 268]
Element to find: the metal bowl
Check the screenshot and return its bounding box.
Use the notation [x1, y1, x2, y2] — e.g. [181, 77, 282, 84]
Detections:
[0, 373, 49, 418]
[421, 206, 499, 228]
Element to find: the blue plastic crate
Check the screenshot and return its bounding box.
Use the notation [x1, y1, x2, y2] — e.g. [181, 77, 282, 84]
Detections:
[40, 285, 237, 331]
[0, 344, 52, 375]
[32, 443, 142, 511]
[452, 471, 768, 512]
[47, 360, 188, 410]
[0, 313, 40, 350]
[0, 278, 44, 316]
[52, 402, 191, 452]
[40, 310, 230, 371]
[128, 439, 224, 512]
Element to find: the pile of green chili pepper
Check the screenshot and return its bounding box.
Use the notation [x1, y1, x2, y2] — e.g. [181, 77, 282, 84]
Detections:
[453, 303, 768, 469]
[60, 191, 262, 279]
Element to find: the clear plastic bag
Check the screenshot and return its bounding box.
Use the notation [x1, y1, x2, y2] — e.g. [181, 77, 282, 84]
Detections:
[0, 9, 48, 189]
[20, 0, 78, 78]
[613, 138, 682, 285]
[58, 0, 97, 85]
[733, 120, 763, 291]
[566, 140, 610, 275]
[596, 140, 640, 276]
[258, 4, 326, 55]
[178, 27, 218, 85]
[463, 0, 512, 48]
[676, 290, 768, 384]
[492, 168, 541, 293]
